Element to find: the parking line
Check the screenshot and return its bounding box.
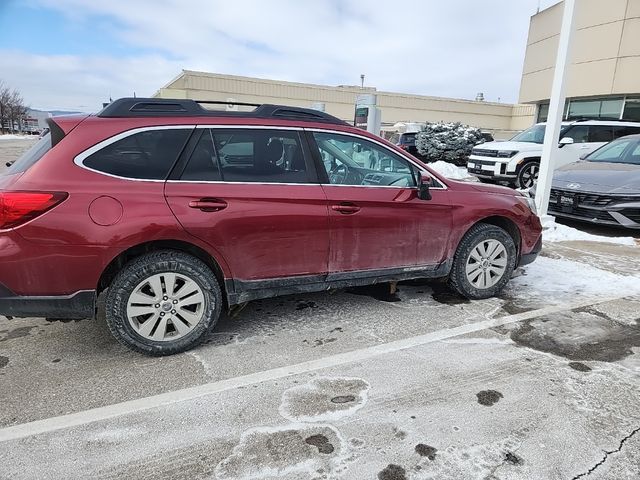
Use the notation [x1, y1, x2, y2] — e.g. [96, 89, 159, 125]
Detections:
[0, 296, 623, 443]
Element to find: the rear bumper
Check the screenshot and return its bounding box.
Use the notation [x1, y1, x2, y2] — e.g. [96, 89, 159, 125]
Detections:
[519, 235, 542, 267]
[0, 283, 95, 319]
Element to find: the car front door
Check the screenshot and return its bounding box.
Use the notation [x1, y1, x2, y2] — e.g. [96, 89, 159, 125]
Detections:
[165, 127, 329, 285]
[307, 130, 452, 276]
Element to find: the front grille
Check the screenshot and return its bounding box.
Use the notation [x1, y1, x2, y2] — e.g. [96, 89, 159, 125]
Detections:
[471, 149, 498, 158]
[470, 159, 499, 167]
[620, 208, 640, 223]
[549, 188, 640, 223]
[551, 189, 639, 207]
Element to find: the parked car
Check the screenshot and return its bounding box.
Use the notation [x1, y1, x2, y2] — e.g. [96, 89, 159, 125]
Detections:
[467, 120, 640, 188]
[542, 134, 640, 229]
[392, 131, 427, 161]
[0, 98, 542, 355]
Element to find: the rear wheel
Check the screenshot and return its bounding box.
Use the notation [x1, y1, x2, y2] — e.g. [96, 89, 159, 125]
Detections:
[516, 161, 539, 189]
[104, 250, 222, 356]
[449, 223, 517, 299]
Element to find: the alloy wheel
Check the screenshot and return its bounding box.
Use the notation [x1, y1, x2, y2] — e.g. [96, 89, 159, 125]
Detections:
[519, 163, 539, 188]
[126, 272, 206, 342]
[465, 239, 508, 289]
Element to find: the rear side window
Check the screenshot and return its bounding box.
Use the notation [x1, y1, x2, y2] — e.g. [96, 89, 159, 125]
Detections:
[180, 130, 221, 181]
[180, 129, 310, 184]
[588, 126, 614, 143]
[83, 128, 192, 180]
[614, 126, 640, 139]
[4, 133, 52, 175]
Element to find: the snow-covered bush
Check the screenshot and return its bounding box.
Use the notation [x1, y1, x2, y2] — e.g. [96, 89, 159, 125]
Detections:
[415, 122, 484, 165]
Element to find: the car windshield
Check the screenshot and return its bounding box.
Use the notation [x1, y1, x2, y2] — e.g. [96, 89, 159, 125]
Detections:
[586, 137, 640, 165]
[510, 124, 569, 144]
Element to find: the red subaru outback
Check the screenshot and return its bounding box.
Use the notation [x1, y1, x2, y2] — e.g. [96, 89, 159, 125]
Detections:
[0, 98, 542, 355]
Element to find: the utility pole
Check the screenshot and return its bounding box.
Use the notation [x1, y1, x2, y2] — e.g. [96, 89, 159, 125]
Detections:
[534, 0, 576, 217]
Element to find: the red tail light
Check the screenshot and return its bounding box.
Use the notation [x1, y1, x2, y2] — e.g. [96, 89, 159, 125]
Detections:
[0, 191, 68, 230]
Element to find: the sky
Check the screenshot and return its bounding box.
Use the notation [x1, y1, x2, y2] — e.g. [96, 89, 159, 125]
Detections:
[0, 0, 561, 111]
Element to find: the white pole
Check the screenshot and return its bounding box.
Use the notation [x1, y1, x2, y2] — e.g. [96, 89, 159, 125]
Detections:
[534, 0, 577, 217]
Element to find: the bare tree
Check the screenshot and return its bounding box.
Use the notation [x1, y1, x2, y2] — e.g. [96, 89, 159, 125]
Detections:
[0, 81, 10, 134]
[0, 81, 28, 134]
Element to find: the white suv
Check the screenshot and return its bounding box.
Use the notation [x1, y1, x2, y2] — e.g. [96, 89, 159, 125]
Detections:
[467, 120, 640, 188]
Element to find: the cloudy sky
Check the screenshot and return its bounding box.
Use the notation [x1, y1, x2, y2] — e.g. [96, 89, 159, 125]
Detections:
[0, 0, 560, 111]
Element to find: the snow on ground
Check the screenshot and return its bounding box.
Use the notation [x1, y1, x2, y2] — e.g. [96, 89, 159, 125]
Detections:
[510, 255, 640, 301]
[543, 221, 637, 246]
[0, 134, 35, 140]
[428, 160, 474, 180]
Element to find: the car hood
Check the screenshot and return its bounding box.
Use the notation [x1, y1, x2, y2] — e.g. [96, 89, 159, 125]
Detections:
[450, 179, 519, 196]
[474, 141, 541, 153]
[553, 161, 640, 194]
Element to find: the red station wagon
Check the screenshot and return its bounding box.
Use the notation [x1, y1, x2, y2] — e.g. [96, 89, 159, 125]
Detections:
[0, 98, 542, 355]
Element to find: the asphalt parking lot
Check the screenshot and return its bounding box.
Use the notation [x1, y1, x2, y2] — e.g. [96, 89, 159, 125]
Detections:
[1, 139, 639, 479]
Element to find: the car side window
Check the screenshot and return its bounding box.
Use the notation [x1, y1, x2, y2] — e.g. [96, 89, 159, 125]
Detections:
[312, 132, 418, 187]
[202, 129, 310, 184]
[588, 126, 614, 143]
[83, 128, 192, 180]
[181, 129, 222, 181]
[562, 125, 589, 143]
[613, 126, 640, 139]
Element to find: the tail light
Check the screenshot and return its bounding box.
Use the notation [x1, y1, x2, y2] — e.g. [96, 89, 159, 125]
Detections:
[0, 191, 68, 230]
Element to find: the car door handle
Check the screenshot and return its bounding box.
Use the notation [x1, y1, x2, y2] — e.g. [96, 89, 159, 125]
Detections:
[188, 198, 228, 212]
[331, 203, 361, 214]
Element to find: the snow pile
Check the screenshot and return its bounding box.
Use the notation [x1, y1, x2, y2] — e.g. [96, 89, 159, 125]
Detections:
[415, 121, 484, 165]
[543, 222, 636, 246]
[429, 160, 474, 180]
[510, 256, 640, 301]
[0, 134, 34, 140]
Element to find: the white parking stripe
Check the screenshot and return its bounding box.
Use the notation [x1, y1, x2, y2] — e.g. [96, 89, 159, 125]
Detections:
[0, 296, 622, 443]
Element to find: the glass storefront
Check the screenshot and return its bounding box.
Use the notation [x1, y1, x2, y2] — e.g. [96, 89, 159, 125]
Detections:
[536, 96, 638, 122]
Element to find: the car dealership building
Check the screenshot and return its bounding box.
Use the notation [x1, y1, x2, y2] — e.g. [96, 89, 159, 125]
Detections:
[522, 0, 640, 122]
[154, 0, 640, 137]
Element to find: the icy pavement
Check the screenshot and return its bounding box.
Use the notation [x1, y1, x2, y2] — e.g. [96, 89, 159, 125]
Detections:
[1, 239, 639, 479]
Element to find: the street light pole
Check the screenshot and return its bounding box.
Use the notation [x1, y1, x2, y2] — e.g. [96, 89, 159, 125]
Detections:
[534, 0, 577, 217]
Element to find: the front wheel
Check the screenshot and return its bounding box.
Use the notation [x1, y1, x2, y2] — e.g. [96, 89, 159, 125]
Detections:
[104, 250, 222, 356]
[516, 161, 539, 189]
[448, 223, 517, 299]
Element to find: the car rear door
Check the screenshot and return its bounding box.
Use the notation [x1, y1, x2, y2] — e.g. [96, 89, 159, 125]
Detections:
[306, 130, 452, 275]
[164, 127, 330, 284]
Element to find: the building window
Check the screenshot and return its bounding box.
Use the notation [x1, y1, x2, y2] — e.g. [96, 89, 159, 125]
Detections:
[567, 98, 623, 120]
[537, 103, 549, 122]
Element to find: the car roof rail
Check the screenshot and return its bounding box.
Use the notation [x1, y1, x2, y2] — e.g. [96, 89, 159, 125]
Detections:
[97, 97, 349, 125]
[569, 116, 629, 123]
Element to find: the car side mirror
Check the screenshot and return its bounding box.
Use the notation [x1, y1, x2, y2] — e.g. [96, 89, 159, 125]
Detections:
[558, 137, 574, 148]
[418, 173, 432, 201]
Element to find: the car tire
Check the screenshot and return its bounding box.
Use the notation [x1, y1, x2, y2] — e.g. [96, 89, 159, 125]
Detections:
[516, 161, 539, 189]
[448, 223, 517, 300]
[104, 250, 222, 356]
